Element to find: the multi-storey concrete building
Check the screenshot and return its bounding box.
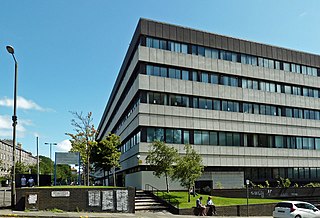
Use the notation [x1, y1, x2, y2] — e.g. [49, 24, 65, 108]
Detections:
[0, 140, 37, 177]
[97, 18, 320, 189]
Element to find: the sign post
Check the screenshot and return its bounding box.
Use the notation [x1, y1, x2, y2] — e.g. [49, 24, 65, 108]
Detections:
[54, 152, 80, 186]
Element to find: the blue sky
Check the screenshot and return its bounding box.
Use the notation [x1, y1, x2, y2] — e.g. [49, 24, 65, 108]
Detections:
[0, 0, 320, 159]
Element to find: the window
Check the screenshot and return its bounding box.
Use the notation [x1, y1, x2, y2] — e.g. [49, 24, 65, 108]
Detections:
[210, 74, 219, 84]
[201, 73, 209, 83]
[209, 131, 218, 145]
[219, 132, 226, 146]
[184, 130, 190, 144]
[194, 131, 202, 145]
[182, 70, 189, 80]
[202, 131, 209, 145]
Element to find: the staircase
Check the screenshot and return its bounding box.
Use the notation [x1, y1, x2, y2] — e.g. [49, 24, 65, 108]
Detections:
[135, 190, 169, 212]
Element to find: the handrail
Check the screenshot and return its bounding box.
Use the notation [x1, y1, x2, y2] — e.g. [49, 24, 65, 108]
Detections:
[145, 184, 180, 209]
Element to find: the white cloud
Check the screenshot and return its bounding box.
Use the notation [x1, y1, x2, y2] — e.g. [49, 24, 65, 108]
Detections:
[0, 115, 11, 129]
[0, 115, 31, 138]
[56, 140, 72, 152]
[0, 96, 44, 111]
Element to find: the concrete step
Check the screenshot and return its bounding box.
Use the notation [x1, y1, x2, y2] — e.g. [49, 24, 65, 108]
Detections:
[135, 205, 168, 210]
[135, 201, 162, 206]
[135, 199, 158, 202]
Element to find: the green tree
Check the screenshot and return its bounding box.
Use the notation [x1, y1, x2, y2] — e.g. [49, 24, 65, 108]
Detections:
[66, 111, 97, 186]
[173, 144, 204, 202]
[146, 141, 178, 193]
[91, 133, 121, 186]
[15, 161, 30, 174]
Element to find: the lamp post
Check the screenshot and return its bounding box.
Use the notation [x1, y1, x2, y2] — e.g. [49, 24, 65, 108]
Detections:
[6, 45, 18, 208]
[44, 142, 57, 176]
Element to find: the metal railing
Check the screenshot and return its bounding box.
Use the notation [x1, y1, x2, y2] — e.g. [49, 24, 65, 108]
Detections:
[145, 184, 180, 209]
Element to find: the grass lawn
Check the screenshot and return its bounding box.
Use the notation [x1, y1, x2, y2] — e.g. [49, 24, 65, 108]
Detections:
[156, 191, 281, 209]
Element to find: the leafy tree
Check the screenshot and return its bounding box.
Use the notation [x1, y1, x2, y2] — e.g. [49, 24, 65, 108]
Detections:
[173, 144, 204, 202]
[66, 111, 97, 186]
[91, 133, 121, 186]
[15, 161, 30, 174]
[146, 141, 178, 193]
[29, 155, 74, 185]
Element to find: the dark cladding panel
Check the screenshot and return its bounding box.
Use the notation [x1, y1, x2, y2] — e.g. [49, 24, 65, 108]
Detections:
[261, 45, 267, 58]
[163, 24, 170, 39]
[196, 31, 204, 45]
[228, 38, 234, 51]
[310, 54, 317, 67]
[272, 47, 277, 59]
[245, 41, 251, 54]
[286, 50, 293, 62]
[281, 48, 288, 61]
[191, 30, 197, 44]
[315, 56, 320, 67]
[169, 25, 177, 41]
[155, 23, 163, 38]
[305, 53, 311, 65]
[176, 26, 183, 42]
[215, 35, 222, 49]
[140, 19, 148, 35]
[203, 32, 210, 47]
[278, 48, 283, 61]
[233, 39, 240, 52]
[256, 44, 263, 56]
[239, 40, 245, 53]
[291, 51, 297, 63]
[209, 34, 216, 47]
[183, 28, 191, 43]
[250, 42, 257, 55]
[148, 21, 156, 37]
[296, 52, 302, 64]
[266, 46, 272, 58]
[221, 36, 228, 49]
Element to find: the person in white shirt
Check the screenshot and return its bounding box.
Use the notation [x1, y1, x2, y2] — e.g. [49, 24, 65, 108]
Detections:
[206, 196, 217, 215]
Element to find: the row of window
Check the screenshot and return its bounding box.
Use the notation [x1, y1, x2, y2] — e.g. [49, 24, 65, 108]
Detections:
[146, 37, 188, 54]
[144, 37, 319, 77]
[144, 91, 320, 120]
[245, 167, 320, 181]
[143, 127, 320, 150]
[120, 131, 141, 154]
[145, 64, 320, 99]
[115, 97, 140, 133]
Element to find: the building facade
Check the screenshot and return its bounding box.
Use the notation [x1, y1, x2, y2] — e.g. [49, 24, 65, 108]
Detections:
[0, 140, 37, 177]
[97, 18, 320, 190]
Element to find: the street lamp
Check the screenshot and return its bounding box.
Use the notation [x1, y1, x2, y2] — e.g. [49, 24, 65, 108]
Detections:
[6, 45, 18, 208]
[45, 142, 57, 175]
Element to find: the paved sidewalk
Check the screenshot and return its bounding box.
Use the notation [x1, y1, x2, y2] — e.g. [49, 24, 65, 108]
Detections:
[0, 209, 273, 218]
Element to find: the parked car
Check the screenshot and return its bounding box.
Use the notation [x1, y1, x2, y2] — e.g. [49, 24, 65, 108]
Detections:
[273, 201, 320, 218]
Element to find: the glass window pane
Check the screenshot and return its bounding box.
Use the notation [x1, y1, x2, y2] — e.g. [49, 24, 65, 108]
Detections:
[147, 128, 155, 142]
[184, 130, 190, 144]
[194, 131, 201, 145]
[173, 129, 182, 144]
[212, 49, 219, 59]
[201, 73, 209, 83]
[213, 100, 221, 110]
[211, 74, 219, 84]
[219, 132, 226, 146]
[202, 131, 209, 145]
[209, 131, 218, 145]
[182, 70, 189, 80]
[181, 44, 188, 54]
[166, 129, 173, 143]
[198, 46, 205, 56]
[205, 48, 211, 58]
